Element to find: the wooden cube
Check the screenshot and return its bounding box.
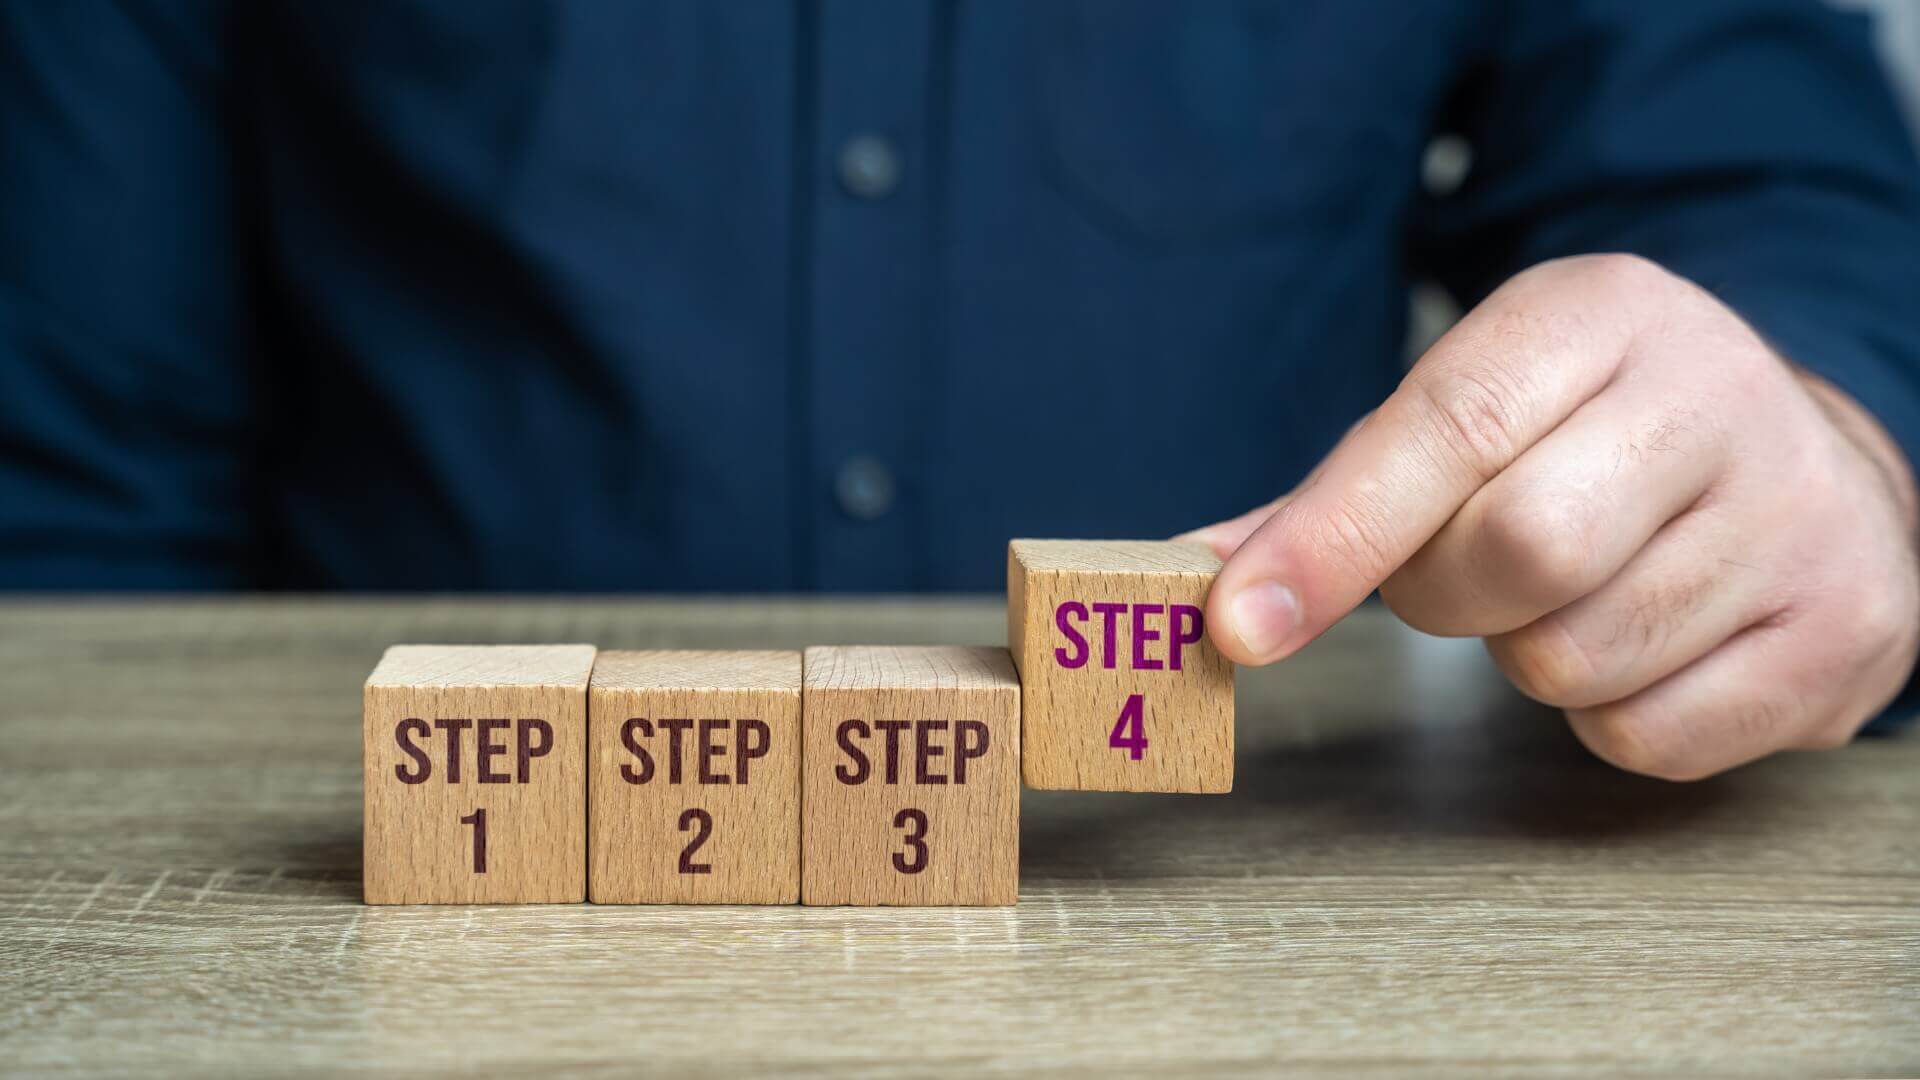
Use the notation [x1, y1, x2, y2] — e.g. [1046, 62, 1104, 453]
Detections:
[362, 644, 595, 904]
[1008, 539, 1234, 792]
[588, 650, 801, 904]
[801, 646, 1020, 906]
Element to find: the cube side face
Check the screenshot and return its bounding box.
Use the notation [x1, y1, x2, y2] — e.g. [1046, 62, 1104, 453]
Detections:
[1012, 560, 1234, 793]
[363, 681, 587, 904]
[588, 684, 801, 904]
[801, 682, 1019, 906]
[1007, 545, 1029, 679]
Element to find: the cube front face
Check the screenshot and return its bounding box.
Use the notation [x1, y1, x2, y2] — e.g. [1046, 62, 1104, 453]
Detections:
[1009, 541, 1235, 793]
[362, 646, 594, 904]
[588, 651, 801, 904]
[801, 646, 1020, 907]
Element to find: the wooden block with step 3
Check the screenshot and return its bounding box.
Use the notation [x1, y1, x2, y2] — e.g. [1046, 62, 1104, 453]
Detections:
[801, 645, 1019, 906]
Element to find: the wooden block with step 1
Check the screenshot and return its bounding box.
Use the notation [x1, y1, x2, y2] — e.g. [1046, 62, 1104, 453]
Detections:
[363, 644, 595, 904]
[1008, 539, 1234, 792]
[801, 645, 1020, 906]
[588, 650, 801, 904]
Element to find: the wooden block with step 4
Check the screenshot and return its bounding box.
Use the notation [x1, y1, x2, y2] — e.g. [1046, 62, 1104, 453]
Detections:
[1008, 539, 1234, 792]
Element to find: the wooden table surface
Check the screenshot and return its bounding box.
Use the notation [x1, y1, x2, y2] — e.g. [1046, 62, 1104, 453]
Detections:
[1, 598, 1914, 1077]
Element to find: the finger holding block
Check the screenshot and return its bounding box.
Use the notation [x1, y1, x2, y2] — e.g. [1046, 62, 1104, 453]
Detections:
[363, 645, 595, 904]
[801, 646, 1020, 907]
[1008, 540, 1235, 793]
[588, 650, 801, 905]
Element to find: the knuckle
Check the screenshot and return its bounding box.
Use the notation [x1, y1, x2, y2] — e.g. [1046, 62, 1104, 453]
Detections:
[1512, 253, 1666, 295]
[1475, 493, 1598, 602]
[1793, 577, 1919, 690]
[1378, 568, 1464, 636]
[1628, 404, 1714, 461]
[1307, 485, 1405, 584]
[1611, 576, 1713, 659]
[1795, 717, 1858, 752]
[1576, 692, 1809, 781]
[1724, 693, 1806, 748]
[1378, 586, 1449, 635]
[1581, 251, 1670, 287]
[1849, 583, 1914, 660]
[1517, 253, 1696, 338]
[1489, 620, 1602, 707]
[1540, 251, 1672, 294]
[1409, 366, 1530, 483]
[1567, 706, 1708, 782]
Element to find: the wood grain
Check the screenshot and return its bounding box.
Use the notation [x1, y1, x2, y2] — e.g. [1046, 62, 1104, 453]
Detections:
[588, 650, 800, 904]
[1, 597, 1915, 1075]
[363, 644, 594, 903]
[801, 645, 1020, 906]
[1010, 539, 1234, 792]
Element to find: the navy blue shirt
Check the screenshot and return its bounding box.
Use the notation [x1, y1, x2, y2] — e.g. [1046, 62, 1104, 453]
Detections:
[3, 1, 1919, 593]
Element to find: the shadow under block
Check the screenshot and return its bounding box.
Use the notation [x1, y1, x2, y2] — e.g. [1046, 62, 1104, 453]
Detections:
[362, 644, 595, 904]
[588, 650, 801, 904]
[801, 646, 1020, 906]
[1008, 539, 1235, 793]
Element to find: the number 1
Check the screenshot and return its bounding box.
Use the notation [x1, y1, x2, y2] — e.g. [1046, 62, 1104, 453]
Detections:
[459, 808, 487, 873]
[1109, 693, 1148, 760]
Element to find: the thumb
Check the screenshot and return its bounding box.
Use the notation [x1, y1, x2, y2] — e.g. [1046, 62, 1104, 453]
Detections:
[1175, 413, 1372, 559]
[1174, 496, 1286, 561]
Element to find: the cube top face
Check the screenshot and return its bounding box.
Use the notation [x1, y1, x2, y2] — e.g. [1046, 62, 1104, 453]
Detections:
[801, 646, 1020, 906]
[1008, 540, 1235, 793]
[362, 645, 595, 904]
[589, 650, 801, 904]
[591, 649, 801, 693]
[1007, 538, 1222, 576]
[366, 644, 597, 689]
[802, 644, 1019, 693]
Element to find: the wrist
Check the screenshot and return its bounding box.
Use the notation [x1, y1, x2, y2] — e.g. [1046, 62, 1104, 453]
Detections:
[1795, 365, 1920, 535]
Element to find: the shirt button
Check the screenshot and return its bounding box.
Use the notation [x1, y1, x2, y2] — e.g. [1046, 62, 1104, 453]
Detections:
[837, 134, 901, 200]
[834, 455, 896, 520]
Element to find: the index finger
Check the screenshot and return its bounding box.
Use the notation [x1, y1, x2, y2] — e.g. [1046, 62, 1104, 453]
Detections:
[1208, 259, 1649, 664]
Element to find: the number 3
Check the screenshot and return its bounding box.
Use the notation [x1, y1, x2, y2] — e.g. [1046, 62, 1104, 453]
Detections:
[893, 808, 928, 874]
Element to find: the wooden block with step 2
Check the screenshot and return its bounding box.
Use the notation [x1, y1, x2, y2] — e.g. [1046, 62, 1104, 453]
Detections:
[588, 650, 801, 904]
[1008, 539, 1234, 792]
[363, 644, 595, 904]
[801, 645, 1020, 906]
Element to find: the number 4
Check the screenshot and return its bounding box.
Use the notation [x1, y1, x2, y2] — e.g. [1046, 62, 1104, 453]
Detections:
[1108, 693, 1148, 760]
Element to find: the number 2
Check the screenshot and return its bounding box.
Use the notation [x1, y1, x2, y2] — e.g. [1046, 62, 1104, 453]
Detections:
[893, 808, 928, 874]
[459, 808, 487, 873]
[679, 808, 713, 874]
[1109, 693, 1148, 760]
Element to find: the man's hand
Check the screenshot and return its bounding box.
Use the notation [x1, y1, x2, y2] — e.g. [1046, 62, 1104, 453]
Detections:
[1184, 254, 1920, 780]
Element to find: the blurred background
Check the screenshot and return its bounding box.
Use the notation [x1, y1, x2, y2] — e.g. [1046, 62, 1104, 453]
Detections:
[1849, 0, 1920, 134]
[2, 1, 1917, 595]
[1407, 0, 1920, 353]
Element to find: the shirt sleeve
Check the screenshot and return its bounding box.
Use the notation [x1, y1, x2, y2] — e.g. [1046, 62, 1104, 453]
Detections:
[1411, 0, 1920, 731]
[0, 0, 259, 588]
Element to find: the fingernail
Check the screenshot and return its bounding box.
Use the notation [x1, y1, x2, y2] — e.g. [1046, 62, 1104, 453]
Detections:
[1228, 580, 1300, 661]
